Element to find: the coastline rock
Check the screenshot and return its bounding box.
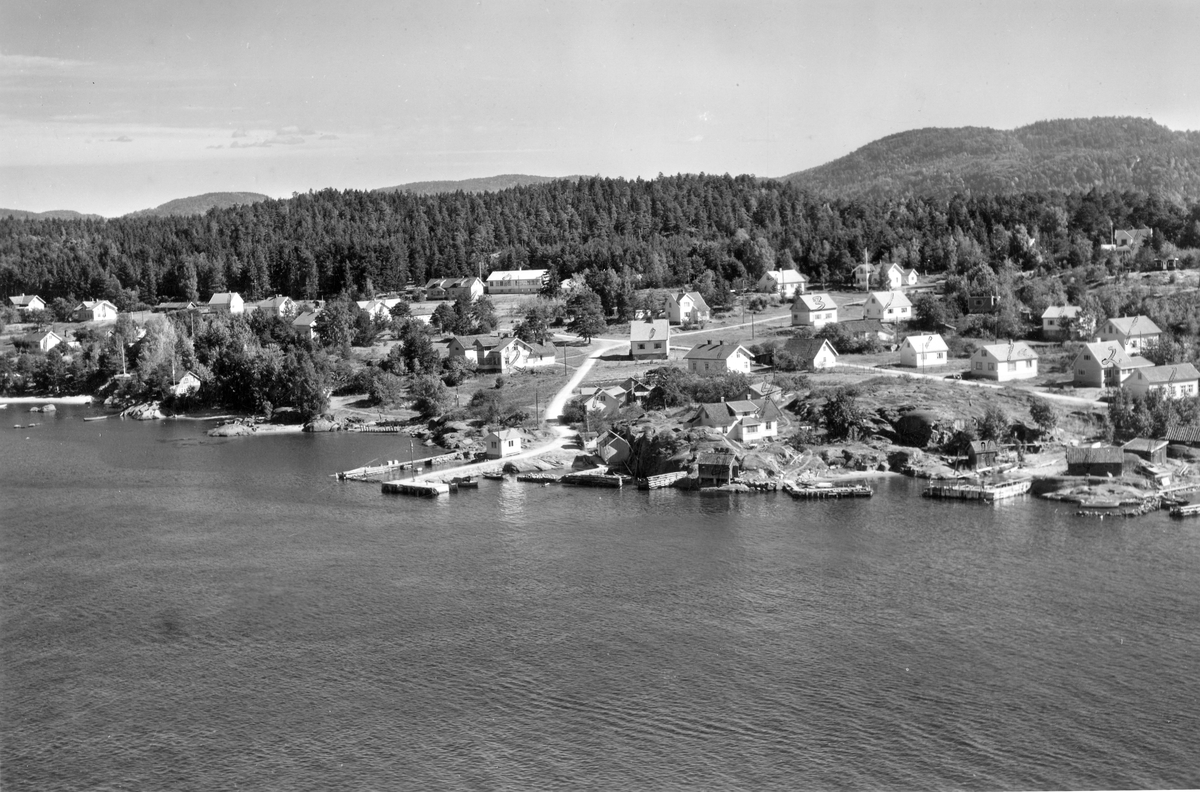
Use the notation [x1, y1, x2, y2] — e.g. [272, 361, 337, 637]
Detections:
[124, 403, 164, 420]
[208, 423, 254, 437]
[303, 418, 341, 432]
[29, 404, 57, 413]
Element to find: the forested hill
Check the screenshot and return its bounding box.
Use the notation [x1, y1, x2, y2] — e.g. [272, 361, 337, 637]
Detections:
[2, 175, 1199, 310]
[783, 117, 1200, 203]
[374, 174, 575, 195]
[0, 209, 100, 221]
[124, 192, 272, 218]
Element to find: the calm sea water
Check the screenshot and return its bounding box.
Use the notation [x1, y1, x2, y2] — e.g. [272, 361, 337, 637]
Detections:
[3, 405, 1199, 791]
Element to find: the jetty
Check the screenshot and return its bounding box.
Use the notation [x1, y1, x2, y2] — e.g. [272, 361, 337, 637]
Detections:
[381, 480, 450, 497]
[638, 471, 690, 490]
[783, 481, 873, 499]
[924, 477, 1031, 502]
[562, 470, 624, 488]
[336, 452, 461, 481]
[516, 472, 563, 484]
[1170, 502, 1200, 518]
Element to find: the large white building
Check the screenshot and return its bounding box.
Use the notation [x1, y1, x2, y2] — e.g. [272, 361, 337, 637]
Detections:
[485, 269, 547, 295]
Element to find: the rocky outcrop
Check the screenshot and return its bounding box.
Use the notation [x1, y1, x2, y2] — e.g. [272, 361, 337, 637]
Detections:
[502, 457, 560, 474]
[208, 423, 254, 437]
[28, 404, 57, 413]
[123, 402, 164, 420]
[303, 418, 341, 432]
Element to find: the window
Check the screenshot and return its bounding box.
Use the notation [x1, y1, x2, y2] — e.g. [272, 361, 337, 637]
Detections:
[1025, 360, 1033, 368]
[1084, 354, 1091, 360]
[989, 363, 995, 371]
[637, 343, 645, 350]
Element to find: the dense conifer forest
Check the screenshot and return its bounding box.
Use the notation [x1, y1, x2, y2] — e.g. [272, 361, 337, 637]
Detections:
[3, 175, 1200, 309]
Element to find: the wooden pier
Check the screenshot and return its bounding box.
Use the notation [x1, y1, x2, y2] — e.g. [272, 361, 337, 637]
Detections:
[516, 472, 563, 483]
[638, 471, 689, 490]
[923, 478, 1031, 502]
[336, 452, 462, 481]
[381, 480, 450, 497]
[1170, 502, 1200, 518]
[562, 470, 624, 488]
[783, 482, 873, 499]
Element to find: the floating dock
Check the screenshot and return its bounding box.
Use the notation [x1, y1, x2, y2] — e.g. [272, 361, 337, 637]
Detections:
[337, 452, 462, 481]
[1170, 502, 1200, 518]
[783, 482, 873, 499]
[924, 478, 1031, 502]
[638, 471, 690, 490]
[562, 470, 624, 488]
[381, 480, 450, 497]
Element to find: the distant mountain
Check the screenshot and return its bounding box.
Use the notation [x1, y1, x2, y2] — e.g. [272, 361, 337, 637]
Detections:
[0, 208, 101, 220]
[374, 174, 577, 195]
[781, 117, 1200, 202]
[125, 192, 271, 218]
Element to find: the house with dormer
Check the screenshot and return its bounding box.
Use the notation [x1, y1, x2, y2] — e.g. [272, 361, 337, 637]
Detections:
[1126, 363, 1200, 400]
[969, 340, 1039, 382]
[898, 334, 948, 368]
[791, 292, 838, 329]
[1071, 341, 1153, 388]
[757, 269, 808, 299]
[863, 291, 912, 323]
[630, 319, 670, 360]
[668, 291, 711, 326]
[1099, 315, 1162, 355]
[683, 341, 753, 376]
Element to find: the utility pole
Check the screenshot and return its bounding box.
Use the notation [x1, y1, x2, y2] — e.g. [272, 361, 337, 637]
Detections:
[408, 437, 416, 481]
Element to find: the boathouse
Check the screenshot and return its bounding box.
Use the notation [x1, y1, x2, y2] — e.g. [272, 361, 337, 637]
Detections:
[1064, 446, 1124, 477]
[483, 428, 524, 459]
[1122, 438, 1168, 465]
[695, 450, 740, 486]
[966, 439, 1000, 471]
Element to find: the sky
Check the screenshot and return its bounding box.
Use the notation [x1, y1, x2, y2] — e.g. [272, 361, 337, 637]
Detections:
[2, 0, 1198, 217]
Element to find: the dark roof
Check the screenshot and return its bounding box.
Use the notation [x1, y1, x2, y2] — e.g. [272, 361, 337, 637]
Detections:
[1166, 424, 1200, 444]
[1122, 438, 1168, 453]
[697, 450, 739, 466]
[1064, 446, 1124, 465]
[783, 337, 836, 359]
[969, 440, 999, 455]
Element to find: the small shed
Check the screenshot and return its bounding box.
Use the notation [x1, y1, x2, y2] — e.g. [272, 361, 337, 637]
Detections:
[1064, 446, 1124, 477]
[1122, 438, 1168, 465]
[967, 439, 1000, 471]
[695, 450, 740, 486]
[483, 428, 523, 459]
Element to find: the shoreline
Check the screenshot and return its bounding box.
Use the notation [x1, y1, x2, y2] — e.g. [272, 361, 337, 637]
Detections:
[1, 395, 94, 405]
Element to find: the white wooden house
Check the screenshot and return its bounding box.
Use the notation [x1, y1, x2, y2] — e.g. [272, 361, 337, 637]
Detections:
[630, 320, 670, 360]
[969, 340, 1039, 382]
[683, 341, 753, 376]
[483, 428, 524, 458]
[1071, 341, 1153, 388]
[208, 292, 244, 314]
[668, 291, 711, 326]
[1126, 363, 1200, 400]
[757, 269, 808, 299]
[791, 293, 838, 329]
[898, 334, 948, 368]
[1098, 315, 1162, 355]
[71, 299, 119, 322]
[863, 291, 912, 323]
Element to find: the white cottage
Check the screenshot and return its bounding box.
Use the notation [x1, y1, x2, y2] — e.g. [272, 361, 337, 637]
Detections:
[863, 291, 912, 323]
[791, 293, 838, 329]
[969, 340, 1039, 382]
[898, 334, 949, 367]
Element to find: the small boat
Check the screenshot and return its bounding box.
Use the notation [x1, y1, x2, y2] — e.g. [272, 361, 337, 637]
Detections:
[482, 472, 506, 481]
[452, 476, 479, 488]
